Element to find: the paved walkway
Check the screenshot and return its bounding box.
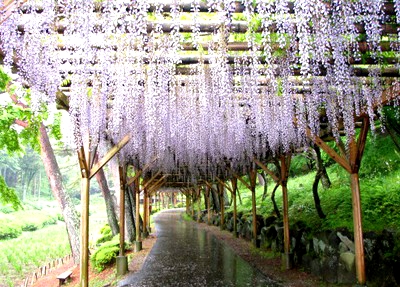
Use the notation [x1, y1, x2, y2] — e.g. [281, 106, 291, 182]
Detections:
[118, 209, 278, 287]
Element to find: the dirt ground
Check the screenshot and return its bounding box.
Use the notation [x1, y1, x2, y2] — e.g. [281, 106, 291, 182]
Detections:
[26, 218, 351, 287]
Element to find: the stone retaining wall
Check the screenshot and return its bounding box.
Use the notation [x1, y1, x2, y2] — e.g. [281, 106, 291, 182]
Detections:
[194, 210, 400, 286]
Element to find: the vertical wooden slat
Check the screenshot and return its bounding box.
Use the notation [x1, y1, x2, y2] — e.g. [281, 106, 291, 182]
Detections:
[206, 186, 211, 225]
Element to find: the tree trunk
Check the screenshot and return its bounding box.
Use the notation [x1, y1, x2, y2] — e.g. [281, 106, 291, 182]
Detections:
[271, 183, 281, 219]
[39, 123, 80, 264]
[211, 185, 220, 212]
[311, 145, 330, 219]
[94, 164, 119, 236]
[125, 187, 135, 243]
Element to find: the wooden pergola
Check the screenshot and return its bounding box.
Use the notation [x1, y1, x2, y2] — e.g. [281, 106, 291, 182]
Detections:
[1, 1, 399, 286]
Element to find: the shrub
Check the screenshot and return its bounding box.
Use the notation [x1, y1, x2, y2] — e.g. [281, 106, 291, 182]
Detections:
[90, 236, 121, 272]
[0, 219, 22, 240]
[0, 205, 15, 214]
[96, 224, 113, 245]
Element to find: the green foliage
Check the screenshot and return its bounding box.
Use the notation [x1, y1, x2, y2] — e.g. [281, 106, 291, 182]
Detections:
[90, 236, 121, 272]
[0, 176, 21, 210]
[0, 218, 22, 240]
[0, 67, 11, 92]
[96, 224, 113, 245]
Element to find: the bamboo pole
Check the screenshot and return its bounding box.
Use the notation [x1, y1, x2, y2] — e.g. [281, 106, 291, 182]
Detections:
[249, 169, 258, 247]
[231, 177, 238, 238]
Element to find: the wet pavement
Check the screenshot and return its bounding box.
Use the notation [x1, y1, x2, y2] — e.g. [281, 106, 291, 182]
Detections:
[118, 209, 279, 287]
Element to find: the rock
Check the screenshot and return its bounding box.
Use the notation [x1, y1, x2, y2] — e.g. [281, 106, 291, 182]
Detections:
[339, 252, 355, 273]
[318, 240, 326, 254]
[260, 226, 277, 249]
[337, 232, 355, 253]
[311, 258, 322, 278]
[338, 242, 349, 253]
[328, 230, 341, 249]
[313, 237, 319, 255]
[321, 256, 338, 283]
[337, 261, 356, 284]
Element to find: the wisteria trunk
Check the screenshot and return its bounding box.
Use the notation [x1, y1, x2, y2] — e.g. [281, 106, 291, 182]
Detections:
[94, 167, 120, 236]
[39, 123, 80, 264]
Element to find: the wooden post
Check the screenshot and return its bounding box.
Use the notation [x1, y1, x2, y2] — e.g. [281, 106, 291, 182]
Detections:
[77, 146, 90, 287]
[350, 172, 366, 283]
[147, 193, 151, 232]
[206, 186, 211, 225]
[219, 182, 225, 230]
[197, 187, 201, 222]
[191, 189, 195, 218]
[249, 169, 258, 247]
[143, 187, 148, 238]
[80, 175, 90, 287]
[118, 166, 125, 257]
[134, 175, 142, 247]
[185, 190, 190, 215]
[231, 177, 238, 238]
[280, 155, 292, 269]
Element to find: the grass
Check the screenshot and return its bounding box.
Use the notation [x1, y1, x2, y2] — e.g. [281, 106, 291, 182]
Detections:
[226, 132, 400, 234]
[0, 194, 110, 287]
[0, 223, 70, 287]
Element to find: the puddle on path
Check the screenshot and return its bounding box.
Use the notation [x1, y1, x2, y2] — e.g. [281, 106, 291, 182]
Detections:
[119, 209, 279, 287]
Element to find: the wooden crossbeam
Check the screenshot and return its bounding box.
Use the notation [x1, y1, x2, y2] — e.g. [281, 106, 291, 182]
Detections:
[89, 134, 131, 179]
[253, 158, 280, 183]
[216, 177, 233, 193]
[306, 128, 352, 173]
[126, 156, 158, 186]
[141, 171, 162, 191]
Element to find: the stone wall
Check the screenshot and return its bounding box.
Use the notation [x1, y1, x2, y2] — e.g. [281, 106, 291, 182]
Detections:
[195, 210, 400, 286]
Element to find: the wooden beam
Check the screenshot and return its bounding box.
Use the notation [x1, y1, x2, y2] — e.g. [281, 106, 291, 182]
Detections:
[306, 127, 352, 173]
[126, 156, 158, 186]
[89, 134, 131, 179]
[216, 177, 233, 193]
[253, 158, 280, 183]
[134, 176, 141, 245]
[141, 171, 162, 191]
[148, 175, 167, 195]
[232, 172, 252, 190]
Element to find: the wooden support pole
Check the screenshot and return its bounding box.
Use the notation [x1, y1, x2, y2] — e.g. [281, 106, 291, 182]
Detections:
[231, 177, 238, 238]
[118, 166, 126, 257]
[350, 172, 366, 284]
[191, 189, 195, 218]
[249, 169, 258, 247]
[206, 186, 211, 225]
[197, 187, 201, 222]
[134, 176, 141, 244]
[80, 175, 90, 287]
[146, 192, 151, 233]
[143, 187, 148, 237]
[77, 147, 90, 287]
[280, 154, 292, 269]
[219, 182, 225, 230]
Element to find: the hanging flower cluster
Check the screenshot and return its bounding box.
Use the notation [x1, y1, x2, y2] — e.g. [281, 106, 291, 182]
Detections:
[0, 0, 398, 180]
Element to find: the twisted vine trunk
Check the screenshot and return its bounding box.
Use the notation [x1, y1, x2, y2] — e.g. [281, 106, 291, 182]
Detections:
[39, 123, 80, 264]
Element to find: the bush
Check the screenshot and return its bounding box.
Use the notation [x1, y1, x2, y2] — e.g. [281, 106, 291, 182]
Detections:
[0, 205, 15, 214]
[0, 219, 22, 240]
[90, 236, 121, 272]
[96, 224, 113, 245]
